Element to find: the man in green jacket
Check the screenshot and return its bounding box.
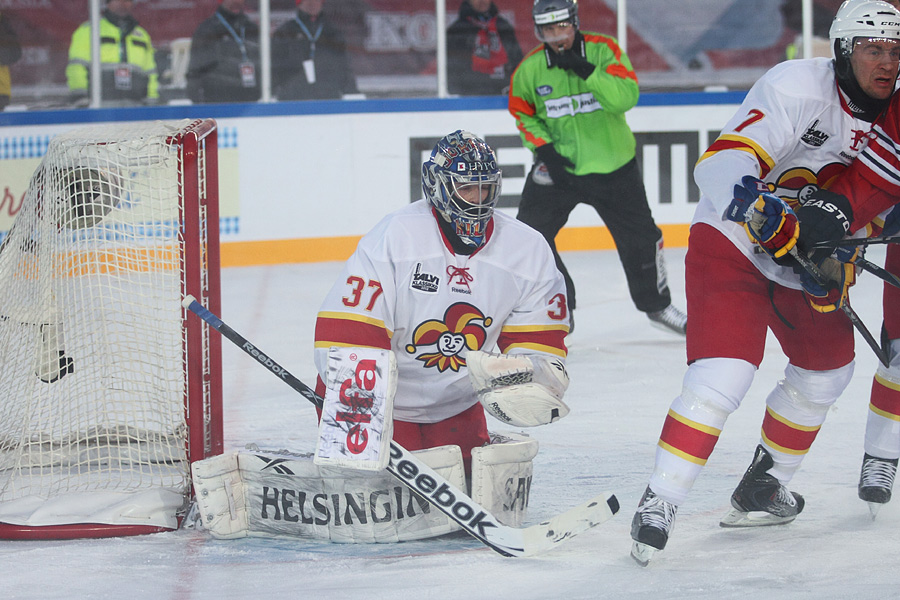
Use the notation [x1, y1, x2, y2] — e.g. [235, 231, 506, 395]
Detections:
[509, 0, 685, 335]
[66, 0, 158, 106]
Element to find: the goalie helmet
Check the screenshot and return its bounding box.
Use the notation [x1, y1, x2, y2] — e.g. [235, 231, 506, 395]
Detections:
[830, 0, 900, 59]
[422, 130, 501, 248]
[532, 0, 579, 41]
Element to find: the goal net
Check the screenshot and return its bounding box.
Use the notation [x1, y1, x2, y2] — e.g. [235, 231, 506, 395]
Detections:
[0, 119, 222, 539]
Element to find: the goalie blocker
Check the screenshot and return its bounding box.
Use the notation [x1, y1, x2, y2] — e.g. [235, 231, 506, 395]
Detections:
[191, 432, 538, 542]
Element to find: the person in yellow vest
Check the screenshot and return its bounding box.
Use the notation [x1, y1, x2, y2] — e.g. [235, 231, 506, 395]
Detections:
[0, 13, 22, 110]
[66, 0, 158, 106]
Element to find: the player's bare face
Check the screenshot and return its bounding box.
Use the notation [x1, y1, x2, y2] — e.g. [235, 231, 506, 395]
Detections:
[851, 38, 900, 100]
[540, 22, 576, 53]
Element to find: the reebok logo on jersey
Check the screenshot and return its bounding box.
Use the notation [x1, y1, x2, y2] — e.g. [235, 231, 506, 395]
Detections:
[536, 85, 553, 96]
[411, 263, 439, 293]
[800, 120, 828, 147]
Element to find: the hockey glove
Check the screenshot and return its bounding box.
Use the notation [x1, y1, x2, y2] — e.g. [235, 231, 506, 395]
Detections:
[554, 49, 596, 80]
[726, 175, 799, 260]
[800, 245, 861, 313]
[467, 350, 570, 428]
[795, 188, 854, 263]
[535, 143, 576, 189]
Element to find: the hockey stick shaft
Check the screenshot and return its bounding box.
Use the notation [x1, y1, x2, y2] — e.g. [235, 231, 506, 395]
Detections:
[812, 235, 900, 249]
[724, 199, 889, 367]
[182, 295, 619, 557]
[855, 256, 900, 290]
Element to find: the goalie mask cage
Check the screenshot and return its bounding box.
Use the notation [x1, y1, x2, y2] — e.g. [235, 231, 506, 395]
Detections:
[0, 118, 222, 539]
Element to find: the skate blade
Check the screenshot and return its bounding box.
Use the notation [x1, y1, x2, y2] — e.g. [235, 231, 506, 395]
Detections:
[867, 502, 883, 521]
[630, 541, 656, 566]
[719, 509, 797, 528]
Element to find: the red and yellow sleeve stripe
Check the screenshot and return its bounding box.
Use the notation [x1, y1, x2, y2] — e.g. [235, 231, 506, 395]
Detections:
[497, 324, 568, 358]
[314, 311, 392, 351]
[698, 134, 776, 179]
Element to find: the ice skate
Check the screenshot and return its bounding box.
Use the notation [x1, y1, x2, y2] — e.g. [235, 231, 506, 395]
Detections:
[647, 305, 687, 335]
[720, 444, 805, 527]
[630, 486, 677, 566]
[858, 453, 898, 519]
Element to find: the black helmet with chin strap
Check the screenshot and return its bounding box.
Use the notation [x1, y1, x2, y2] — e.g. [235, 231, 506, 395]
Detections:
[532, 0, 578, 42]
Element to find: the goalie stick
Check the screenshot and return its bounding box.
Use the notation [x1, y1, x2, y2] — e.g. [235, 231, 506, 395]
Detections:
[182, 295, 620, 557]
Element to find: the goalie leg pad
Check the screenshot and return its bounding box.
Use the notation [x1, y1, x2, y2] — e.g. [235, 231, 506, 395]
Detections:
[191, 445, 466, 543]
[470, 432, 539, 527]
[191, 452, 248, 539]
[467, 350, 570, 427]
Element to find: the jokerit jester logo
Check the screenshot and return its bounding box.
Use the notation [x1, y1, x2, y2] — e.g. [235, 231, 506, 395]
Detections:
[769, 162, 846, 210]
[405, 302, 492, 372]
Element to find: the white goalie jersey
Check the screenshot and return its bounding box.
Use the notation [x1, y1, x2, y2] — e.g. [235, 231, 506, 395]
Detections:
[314, 200, 569, 423]
[693, 57, 875, 288]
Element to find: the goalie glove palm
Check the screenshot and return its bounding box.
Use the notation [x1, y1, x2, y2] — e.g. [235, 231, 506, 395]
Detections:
[726, 175, 799, 260]
[467, 350, 570, 428]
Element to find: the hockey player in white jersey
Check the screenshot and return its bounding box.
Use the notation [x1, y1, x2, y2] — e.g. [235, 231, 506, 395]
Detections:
[630, 0, 900, 565]
[314, 130, 571, 476]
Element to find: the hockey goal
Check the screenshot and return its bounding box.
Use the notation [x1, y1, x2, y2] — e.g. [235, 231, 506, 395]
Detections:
[0, 119, 222, 539]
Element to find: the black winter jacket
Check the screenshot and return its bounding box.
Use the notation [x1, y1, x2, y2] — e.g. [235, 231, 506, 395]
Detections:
[272, 10, 357, 101]
[187, 7, 261, 104]
[446, 1, 523, 96]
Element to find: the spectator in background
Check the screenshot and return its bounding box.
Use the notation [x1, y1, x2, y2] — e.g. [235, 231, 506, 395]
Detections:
[0, 12, 21, 110]
[272, 0, 358, 100]
[447, 0, 523, 95]
[66, 0, 158, 107]
[186, 0, 260, 104]
[781, 0, 835, 59]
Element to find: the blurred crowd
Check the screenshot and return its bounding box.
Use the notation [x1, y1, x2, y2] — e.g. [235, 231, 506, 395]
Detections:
[0, 0, 844, 110]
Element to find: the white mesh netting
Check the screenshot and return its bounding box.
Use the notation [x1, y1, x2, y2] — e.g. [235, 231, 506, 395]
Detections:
[0, 119, 218, 532]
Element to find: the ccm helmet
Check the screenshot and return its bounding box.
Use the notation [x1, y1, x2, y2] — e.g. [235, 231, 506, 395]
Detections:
[533, 0, 579, 42]
[422, 130, 501, 248]
[830, 0, 900, 59]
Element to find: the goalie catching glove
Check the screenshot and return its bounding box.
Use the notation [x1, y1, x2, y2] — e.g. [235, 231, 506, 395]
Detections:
[725, 175, 799, 261]
[800, 245, 861, 313]
[467, 350, 570, 427]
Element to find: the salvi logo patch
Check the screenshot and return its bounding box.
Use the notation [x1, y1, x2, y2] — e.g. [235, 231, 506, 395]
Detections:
[411, 263, 440, 293]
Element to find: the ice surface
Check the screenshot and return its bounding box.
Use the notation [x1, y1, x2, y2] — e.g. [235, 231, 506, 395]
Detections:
[3, 246, 899, 599]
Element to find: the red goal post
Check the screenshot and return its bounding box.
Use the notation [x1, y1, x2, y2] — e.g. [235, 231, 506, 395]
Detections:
[0, 118, 222, 539]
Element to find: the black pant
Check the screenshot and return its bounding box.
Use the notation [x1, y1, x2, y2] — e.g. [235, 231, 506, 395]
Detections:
[516, 157, 671, 314]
